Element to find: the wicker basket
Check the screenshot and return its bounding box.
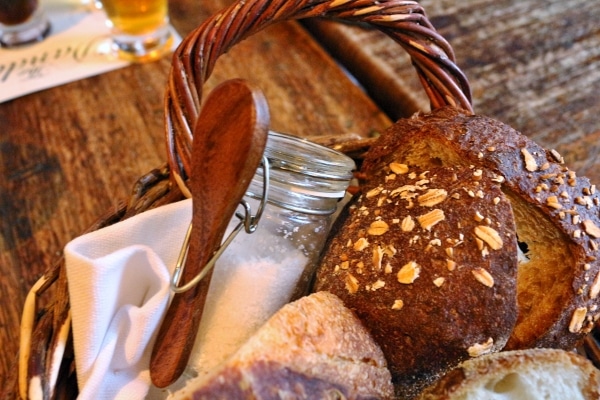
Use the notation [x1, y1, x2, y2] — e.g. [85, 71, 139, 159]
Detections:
[7, 0, 598, 398]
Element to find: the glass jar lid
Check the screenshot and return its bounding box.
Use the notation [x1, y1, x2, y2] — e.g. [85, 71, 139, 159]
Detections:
[246, 131, 356, 214]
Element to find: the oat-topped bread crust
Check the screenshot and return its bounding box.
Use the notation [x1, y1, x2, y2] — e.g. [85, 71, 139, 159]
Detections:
[417, 348, 600, 399]
[360, 106, 600, 351]
[173, 291, 394, 399]
[314, 165, 518, 398]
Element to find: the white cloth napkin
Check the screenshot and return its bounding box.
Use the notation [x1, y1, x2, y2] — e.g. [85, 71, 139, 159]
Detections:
[65, 198, 192, 399]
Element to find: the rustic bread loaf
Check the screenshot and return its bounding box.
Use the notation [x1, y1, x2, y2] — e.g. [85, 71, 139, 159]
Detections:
[417, 348, 600, 399]
[360, 106, 600, 351]
[172, 291, 394, 399]
[313, 164, 519, 398]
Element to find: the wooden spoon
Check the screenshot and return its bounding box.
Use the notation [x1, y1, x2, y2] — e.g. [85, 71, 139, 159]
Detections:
[150, 78, 269, 388]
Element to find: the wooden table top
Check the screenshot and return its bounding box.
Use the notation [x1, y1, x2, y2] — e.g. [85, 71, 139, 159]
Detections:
[1, 0, 599, 391]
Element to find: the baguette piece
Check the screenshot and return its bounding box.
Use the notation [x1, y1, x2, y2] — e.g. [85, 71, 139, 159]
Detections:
[418, 348, 600, 399]
[360, 106, 600, 351]
[172, 291, 394, 399]
[314, 164, 518, 398]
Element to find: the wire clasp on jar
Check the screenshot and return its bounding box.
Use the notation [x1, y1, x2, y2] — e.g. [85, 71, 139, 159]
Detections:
[170, 156, 270, 293]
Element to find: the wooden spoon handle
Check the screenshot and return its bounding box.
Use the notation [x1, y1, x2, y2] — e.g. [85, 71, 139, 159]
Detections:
[150, 79, 269, 388]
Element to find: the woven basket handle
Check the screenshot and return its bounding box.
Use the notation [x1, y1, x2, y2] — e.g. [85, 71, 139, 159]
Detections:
[165, 0, 473, 189]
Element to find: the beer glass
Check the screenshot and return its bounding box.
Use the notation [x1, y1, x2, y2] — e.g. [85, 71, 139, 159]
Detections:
[100, 0, 173, 62]
[0, 0, 50, 48]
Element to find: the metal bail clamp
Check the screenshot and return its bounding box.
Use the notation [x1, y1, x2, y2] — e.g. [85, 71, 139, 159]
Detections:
[170, 156, 270, 293]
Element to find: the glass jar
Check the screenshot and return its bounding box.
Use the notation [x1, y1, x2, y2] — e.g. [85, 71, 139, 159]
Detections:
[241, 131, 356, 300]
[160, 131, 355, 392]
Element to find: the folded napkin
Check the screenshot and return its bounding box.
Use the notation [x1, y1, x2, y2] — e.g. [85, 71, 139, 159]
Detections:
[65, 199, 192, 399]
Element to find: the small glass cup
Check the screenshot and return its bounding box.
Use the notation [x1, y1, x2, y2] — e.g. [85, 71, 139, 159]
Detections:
[0, 0, 51, 48]
[99, 0, 173, 63]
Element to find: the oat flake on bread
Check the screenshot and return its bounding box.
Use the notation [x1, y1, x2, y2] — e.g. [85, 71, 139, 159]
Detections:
[313, 106, 600, 399]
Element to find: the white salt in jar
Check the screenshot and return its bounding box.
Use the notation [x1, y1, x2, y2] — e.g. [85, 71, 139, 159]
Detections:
[171, 131, 355, 388]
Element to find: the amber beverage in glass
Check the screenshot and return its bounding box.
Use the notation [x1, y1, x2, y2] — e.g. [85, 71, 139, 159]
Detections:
[100, 0, 172, 62]
[0, 0, 50, 47]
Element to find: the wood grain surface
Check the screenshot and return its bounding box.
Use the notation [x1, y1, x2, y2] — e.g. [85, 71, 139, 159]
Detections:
[0, 0, 391, 385]
[304, 0, 600, 181]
